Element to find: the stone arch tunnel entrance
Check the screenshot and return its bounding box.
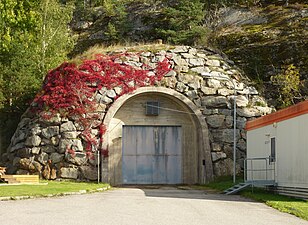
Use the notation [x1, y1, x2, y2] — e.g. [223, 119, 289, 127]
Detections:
[103, 87, 213, 185]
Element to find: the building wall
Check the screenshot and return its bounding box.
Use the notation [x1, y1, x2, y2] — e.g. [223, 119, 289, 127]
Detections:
[276, 114, 308, 188]
[246, 124, 276, 181]
[107, 93, 199, 185]
[247, 114, 308, 188]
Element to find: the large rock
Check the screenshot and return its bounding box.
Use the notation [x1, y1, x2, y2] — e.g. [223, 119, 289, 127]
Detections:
[225, 116, 233, 128]
[161, 77, 177, 88]
[237, 139, 247, 151]
[30, 126, 41, 136]
[71, 139, 84, 152]
[213, 158, 236, 176]
[62, 132, 79, 139]
[207, 79, 222, 89]
[50, 168, 57, 180]
[218, 88, 234, 96]
[39, 113, 61, 124]
[236, 117, 247, 129]
[19, 158, 42, 172]
[36, 152, 48, 165]
[206, 115, 225, 128]
[60, 167, 78, 179]
[237, 108, 262, 117]
[201, 87, 216, 95]
[41, 145, 56, 154]
[18, 118, 31, 129]
[206, 59, 220, 67]
[80, 166, 98, 181]
[58, 139, 83, 153]
[42, 164, 51, 179]
[16, 148, 32, 158]
[65, 152, 87, 166]
[41, 126, 60, 139]
[25, 135, 41, 147]
[235, 95, 249, 107]
[186, 90, 198, 100]
[201, 96, 229, 108]
[211, 129, 241, 143]
[12, 131, 27, 146]
[60, 121, 76, 133]
[172, 46, 189, 53]
[31, 147, 41, 155]
[10, 143, 25, 152]
[189, 58, 205, 66]
[175, 82, 188, 93]
[211, 152, 227, 162]
[50, 152, 64, 164]
[191, 66, 210, 74]
[106, 90, 117, 99]
[238, 86, 258, 95]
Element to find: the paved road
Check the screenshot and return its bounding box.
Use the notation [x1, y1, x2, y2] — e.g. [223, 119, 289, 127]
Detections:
[0, 187, 307, 225]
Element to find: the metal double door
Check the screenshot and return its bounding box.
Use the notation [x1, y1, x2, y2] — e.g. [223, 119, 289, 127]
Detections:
[122, 125, 182, 184]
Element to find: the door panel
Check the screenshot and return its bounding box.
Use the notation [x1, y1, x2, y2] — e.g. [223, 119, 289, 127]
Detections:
[122, 156, 137, 184]
[122, 126, 182, 184]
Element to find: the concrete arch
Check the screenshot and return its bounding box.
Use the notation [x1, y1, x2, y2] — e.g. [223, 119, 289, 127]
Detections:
[102, 87, 213, 184]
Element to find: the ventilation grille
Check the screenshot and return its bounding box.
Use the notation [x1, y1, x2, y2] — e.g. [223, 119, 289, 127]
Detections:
[146, 101, 160, 116]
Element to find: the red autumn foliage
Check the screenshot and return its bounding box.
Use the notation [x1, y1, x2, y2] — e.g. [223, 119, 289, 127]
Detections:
[32, 53, 171, 157]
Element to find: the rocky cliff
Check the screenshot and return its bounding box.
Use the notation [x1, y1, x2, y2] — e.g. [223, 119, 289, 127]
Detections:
[210, 3, 308, 107]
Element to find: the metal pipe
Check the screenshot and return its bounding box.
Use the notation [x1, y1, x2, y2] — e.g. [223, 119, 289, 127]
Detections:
[244, 159, 247, 182]
[97, 147, 100, 184]
[232, 83, 237, 184]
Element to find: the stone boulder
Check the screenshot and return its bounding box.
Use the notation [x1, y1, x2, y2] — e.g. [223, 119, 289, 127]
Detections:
[80, 166, 98, 181]
[201, 96, 230, 108]
[60, 167, 78, 179]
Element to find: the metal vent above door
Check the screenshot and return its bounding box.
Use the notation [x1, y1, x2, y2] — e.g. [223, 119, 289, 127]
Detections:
[146, 101, 160, 116]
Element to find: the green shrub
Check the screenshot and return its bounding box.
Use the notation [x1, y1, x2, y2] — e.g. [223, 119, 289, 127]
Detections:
[270, 64, 301, 108]
[147, 0, 209, 45]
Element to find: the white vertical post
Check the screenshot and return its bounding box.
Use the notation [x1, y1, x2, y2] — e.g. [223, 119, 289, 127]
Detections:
[233, 84, 237, 184]
[97, 148, 100, 183]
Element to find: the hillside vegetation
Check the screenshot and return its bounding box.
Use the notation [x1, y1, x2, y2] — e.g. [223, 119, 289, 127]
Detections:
[70, 0, 307, 108]
[0, 0, 307, 156]
[211, 3, 307, 108]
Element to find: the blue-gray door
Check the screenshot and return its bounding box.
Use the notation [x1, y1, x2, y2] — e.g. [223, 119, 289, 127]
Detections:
[122, 126, 182, 184]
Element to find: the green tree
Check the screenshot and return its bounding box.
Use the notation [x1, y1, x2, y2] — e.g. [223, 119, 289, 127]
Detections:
[102, 0, 131, 43]
[149, 0, 208, 45]
[0, 0, 75, 155]
[36, 0, 75, 79]
[0, 0, 40, 52]
[0, 0, 75, 109]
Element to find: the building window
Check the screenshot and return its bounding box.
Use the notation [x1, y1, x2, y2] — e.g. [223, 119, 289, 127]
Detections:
[145, 101, 160, 116]
[270, 137, 276, 162]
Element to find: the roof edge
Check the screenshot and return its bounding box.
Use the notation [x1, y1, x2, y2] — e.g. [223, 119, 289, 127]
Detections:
[246, 100, 308, 131]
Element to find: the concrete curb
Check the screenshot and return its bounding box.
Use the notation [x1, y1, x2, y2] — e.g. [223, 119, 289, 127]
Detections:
[0, 185, 111, 201]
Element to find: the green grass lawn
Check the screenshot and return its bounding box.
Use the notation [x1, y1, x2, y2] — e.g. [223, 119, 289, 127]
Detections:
[201, 176, 308, 221]
[0, 181, 110, 198]
[242, 190, 308, 221]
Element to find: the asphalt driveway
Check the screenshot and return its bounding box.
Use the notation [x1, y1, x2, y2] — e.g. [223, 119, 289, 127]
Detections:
[0, 187, 307, 225]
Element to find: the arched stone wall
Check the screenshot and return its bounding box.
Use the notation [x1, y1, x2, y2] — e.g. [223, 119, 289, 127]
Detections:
[2, 45, 274, 182]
